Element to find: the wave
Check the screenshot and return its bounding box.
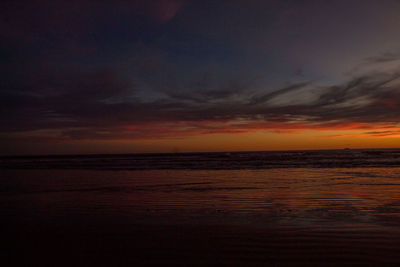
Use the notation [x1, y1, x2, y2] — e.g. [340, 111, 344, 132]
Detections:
[2, 149, 400, 170]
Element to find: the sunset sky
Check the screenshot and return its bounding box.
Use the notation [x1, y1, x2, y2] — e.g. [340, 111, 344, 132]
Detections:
[2, 0, 400, 155]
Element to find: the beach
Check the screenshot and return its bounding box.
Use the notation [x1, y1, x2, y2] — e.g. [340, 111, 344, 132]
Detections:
[5, 222, 400, 266]
[2, 151, 400, 265]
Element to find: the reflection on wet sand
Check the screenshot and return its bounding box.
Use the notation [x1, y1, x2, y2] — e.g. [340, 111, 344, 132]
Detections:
[2, 167, 400, 265]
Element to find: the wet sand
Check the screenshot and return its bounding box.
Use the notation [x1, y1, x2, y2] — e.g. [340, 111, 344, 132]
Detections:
[3, 167, 400, 265]
[4, 222, 400, 266]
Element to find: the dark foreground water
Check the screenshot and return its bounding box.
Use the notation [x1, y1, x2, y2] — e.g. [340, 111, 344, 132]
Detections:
[2, 150, 400, 266]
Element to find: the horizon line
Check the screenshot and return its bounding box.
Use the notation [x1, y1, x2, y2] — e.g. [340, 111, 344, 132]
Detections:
[2, 147, 400, 158]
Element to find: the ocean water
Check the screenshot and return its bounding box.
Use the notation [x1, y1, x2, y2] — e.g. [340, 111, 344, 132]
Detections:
[2, 150, 400, 265]
[2, 149, 400, 170]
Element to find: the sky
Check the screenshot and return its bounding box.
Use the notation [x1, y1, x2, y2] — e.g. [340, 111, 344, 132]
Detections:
[2, 0, 400, 155]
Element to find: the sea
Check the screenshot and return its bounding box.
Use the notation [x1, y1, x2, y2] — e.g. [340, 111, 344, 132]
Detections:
[2, 149, 400, 265]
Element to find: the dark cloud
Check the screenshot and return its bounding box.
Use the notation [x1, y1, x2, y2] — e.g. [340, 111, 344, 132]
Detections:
[365, 52, 400, 63]
[250, 82, 310, 105]
[2, 62, 400, 143]
[364, 130, 400, 137]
